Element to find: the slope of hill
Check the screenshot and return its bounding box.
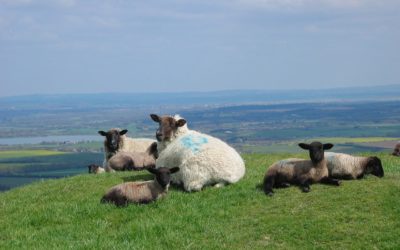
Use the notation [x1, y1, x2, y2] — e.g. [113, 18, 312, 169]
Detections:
[1, 153, 399, 249]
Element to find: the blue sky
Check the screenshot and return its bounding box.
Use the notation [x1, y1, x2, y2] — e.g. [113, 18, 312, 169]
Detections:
[1, 0, 399, 97]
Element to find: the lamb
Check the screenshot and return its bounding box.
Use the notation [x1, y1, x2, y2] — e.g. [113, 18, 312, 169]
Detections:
[325, 152, 384, 179]
[392, 142, 400, 156]
[88, 164, 105, 174]
[263, 141, 340, 196]
[98, 128, 156, 167]
[101, 167, 180, 206]
[106, 142, 158, 172]
[150, 114, 245, 192]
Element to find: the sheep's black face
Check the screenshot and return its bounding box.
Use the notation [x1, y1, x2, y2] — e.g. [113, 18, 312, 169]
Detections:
[98, 129, 128, 152]
[150, 114, 186, 142]
[88, 164, 100, 173]
[148, 167, 180, 188]
[367, 157, 384, 178]
[299, 141, 334, 165]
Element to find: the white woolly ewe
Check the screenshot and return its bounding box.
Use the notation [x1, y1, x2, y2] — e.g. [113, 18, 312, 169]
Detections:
[155, 115, 245, 192]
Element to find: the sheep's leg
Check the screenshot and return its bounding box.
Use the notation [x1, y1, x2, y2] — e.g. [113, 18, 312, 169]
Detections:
[340, 174, 354, 180]
[356, 173, 365, 179]
[320, 177, 341, 186]
[276, 182, 291, 188]
[263, 175, 275, 196]
[300, 180, 311, 193]
[184, 181, 204, 192]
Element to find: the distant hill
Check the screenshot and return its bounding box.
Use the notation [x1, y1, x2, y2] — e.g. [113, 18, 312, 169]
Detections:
[1, 84, 400, 109]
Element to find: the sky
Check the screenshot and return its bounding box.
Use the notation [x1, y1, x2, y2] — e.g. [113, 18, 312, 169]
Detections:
[1, 0, 399, 97]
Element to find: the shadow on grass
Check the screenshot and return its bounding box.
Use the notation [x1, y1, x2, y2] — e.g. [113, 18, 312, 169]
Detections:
[121, 174, 152, 182]
[120, 173, 188, 192]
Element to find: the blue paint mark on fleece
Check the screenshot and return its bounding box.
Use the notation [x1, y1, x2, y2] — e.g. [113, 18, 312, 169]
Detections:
[180, 135, 208, 154]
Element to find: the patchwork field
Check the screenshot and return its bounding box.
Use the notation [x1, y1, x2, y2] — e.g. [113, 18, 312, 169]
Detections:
[1, 153, 399, 249]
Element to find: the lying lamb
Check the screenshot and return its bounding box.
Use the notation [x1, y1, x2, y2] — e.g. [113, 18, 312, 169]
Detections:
[263, 141, 340, 196]
[101, 167, 180, 206]
[325, 152, 384, 179]
[88, 164, 105, 174]
[98, 128, 156, 167]
[150, 114, 245, 192]
[106, 142, 158, 172]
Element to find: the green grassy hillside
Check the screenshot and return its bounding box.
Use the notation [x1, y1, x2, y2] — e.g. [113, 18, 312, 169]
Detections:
[1, 153, 399, 249]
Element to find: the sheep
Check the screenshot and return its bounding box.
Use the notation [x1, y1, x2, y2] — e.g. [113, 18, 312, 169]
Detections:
[106, 142, 158, 172]
[263, 141, 340, 196]
[101, 167, 180, 206]
[392, 142, 400, 156]
[88, 164, 105, 174]
[98, 128, 156, 167]
[150, 114, 245, 192]
[325, 152, 384, 179]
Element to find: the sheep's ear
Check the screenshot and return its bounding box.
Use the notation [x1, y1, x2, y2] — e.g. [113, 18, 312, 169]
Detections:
[150, 114, 160, 123]
[119, 129, 128, 135]
[98, 131, 107, 136]
[176, 119, 186, 127]
[298, 143, 310, 150]
[169, 167, 180, 174]
[148, 142, 158, 156]
[147, 168, 158, 175]
[323, 143, 334, 150]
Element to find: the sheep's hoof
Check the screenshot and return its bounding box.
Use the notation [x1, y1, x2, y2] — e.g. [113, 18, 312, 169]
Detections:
[214, 183, 225, 188]
[302, 187, 310, 193]
[266, 191, 274, 197]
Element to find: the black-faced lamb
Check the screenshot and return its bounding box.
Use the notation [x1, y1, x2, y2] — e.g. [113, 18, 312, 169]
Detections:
[392, 143, 400, 156]
[106, 142, 158, 172]
[101, 167, 180, 206]
[88, 164, 105, 174]
[325, 152, 384, 179]
[98, 128, 156, 167]
[263, 141, 340, 196]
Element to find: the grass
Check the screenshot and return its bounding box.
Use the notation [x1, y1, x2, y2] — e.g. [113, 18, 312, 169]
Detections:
[1, 152, 399, 249]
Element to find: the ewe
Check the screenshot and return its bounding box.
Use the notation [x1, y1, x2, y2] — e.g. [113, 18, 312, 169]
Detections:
[150, 114, 245, 192]
[98, 128, 156, 168]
